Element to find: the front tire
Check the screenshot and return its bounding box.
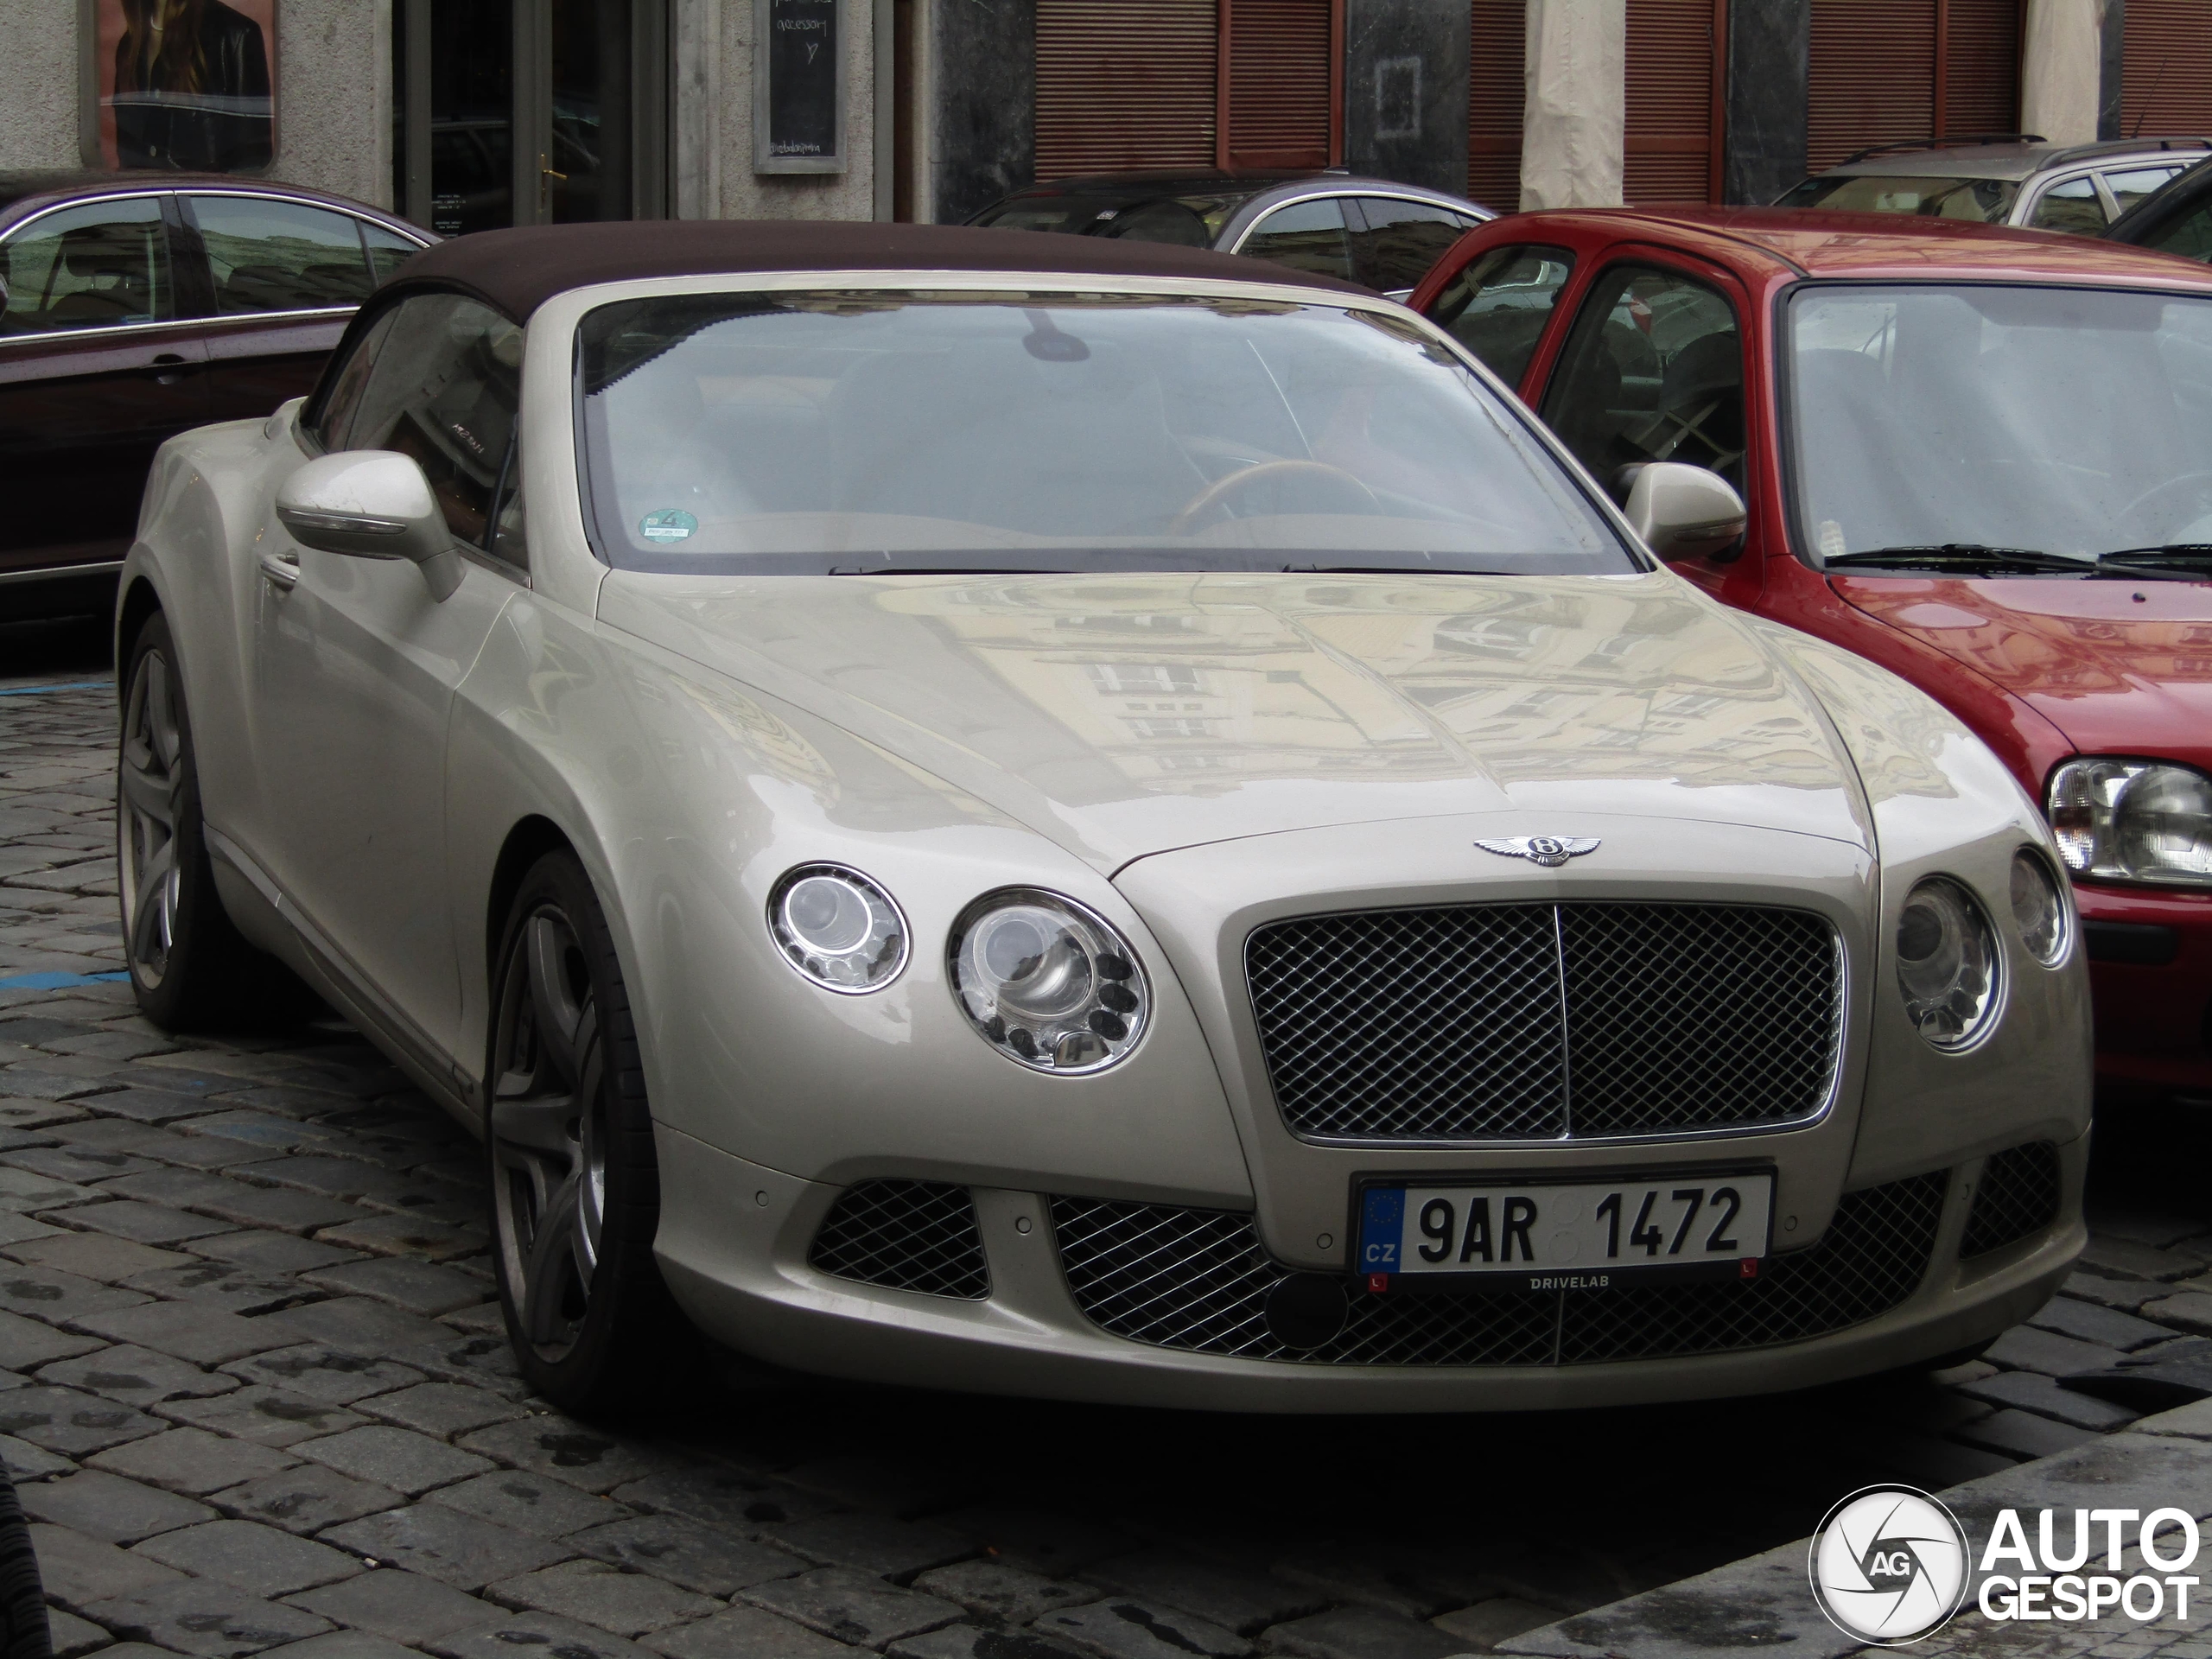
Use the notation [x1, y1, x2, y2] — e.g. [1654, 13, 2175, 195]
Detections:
[487, 849, 692, 1414]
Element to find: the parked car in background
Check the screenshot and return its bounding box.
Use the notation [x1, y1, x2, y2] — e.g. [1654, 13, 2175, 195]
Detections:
[1414, 207, 2212, 1108]
[2107, 156, 2212, 261]
[968, 169, 1491, 296]
[0, 171, 430, 620]
[117, 220, 2085, 1414]
[1775, 137, 2209, 236]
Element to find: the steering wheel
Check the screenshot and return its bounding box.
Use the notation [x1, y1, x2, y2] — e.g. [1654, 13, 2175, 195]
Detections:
[1169, 460, 1380, 537]
[2115, 470, 2212, 540]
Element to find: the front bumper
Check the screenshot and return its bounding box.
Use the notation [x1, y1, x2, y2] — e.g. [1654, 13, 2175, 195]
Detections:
[2076, 882, 2212, 1099]
[653, 1125, 2084, 1413]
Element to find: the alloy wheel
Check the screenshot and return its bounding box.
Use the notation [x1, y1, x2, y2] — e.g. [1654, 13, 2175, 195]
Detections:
[490, 906, 610, 1360]
[118, 647, 185, 990]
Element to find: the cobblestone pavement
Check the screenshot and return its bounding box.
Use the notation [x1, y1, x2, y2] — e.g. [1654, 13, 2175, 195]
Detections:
[5, 667, 2212, 1659]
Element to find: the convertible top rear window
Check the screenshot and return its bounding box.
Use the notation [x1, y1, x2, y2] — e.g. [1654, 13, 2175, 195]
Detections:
[574, 289, 1634, 576]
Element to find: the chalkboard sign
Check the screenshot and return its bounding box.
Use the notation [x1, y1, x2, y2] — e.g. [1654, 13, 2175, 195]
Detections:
[754, 0, 845, 174]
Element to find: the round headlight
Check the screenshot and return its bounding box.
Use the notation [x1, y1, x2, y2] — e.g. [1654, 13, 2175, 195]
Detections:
[2048, 758, 2212, 888]
[2008, 849, 2069, 967]
[949, 889, 1148, 1073]
[1896, 877, 2000, 1051]
[768, 865, 907, 993]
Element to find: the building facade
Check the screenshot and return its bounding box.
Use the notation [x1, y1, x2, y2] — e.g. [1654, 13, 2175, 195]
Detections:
[3, 0, 2207, 235]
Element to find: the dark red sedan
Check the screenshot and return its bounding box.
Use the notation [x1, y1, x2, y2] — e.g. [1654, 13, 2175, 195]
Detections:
[0, 171, 429, 620]
[1411, 208, 2212, 1105]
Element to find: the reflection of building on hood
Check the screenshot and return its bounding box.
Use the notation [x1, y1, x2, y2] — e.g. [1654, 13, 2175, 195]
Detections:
[112, 0, 271, 172]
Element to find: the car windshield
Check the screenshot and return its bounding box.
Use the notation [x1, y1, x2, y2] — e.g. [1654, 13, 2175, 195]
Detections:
[1775, 173, 2021, 223]
[969, 189, 1256, 249]
[575, 289, 1631, 575]
[1789, 282, 2212, 566]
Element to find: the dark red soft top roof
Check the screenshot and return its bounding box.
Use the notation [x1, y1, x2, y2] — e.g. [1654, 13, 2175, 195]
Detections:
[385, 219, 1367, 318]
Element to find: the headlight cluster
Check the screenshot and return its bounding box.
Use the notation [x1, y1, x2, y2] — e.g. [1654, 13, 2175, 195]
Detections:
[768, 868, 1149, 1073]
[2048, 759, 2212, 888]
[1893, 850, 2070, 1052]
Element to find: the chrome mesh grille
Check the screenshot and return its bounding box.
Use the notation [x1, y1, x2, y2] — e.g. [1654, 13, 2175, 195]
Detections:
[1247, 901, 1840, 1141]
[809, 1180, 989, 1300]
[1050, 1173, 1943, 1367]
[1960, 1142, 2063, 1260]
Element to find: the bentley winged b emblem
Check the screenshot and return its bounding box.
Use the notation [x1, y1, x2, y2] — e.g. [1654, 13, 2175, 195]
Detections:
[1476, 836, 1601, 868]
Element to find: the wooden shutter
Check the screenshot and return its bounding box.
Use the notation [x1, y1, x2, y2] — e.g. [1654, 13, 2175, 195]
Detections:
[1942, 0, 2022, 140]
[1807, 1, 1936, 172]
[2124, 0, 2212, 137]
[1221, 0, 1340, 168]
[1034, 0, 1218, 180]
[1469, 0, 1525, 212]
[1624, 0, 1725, 204]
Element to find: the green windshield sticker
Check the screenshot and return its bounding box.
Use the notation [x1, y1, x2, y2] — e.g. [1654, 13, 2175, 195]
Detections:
[639, 509, 697, 543]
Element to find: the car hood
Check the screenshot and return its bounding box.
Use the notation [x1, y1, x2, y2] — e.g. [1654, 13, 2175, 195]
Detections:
[601, 569, 1870, 872]
[1831, 575, 2212, 771]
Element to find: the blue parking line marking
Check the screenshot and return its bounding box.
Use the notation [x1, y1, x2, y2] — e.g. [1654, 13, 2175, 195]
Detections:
[0, 683, 112, 696]
[0, 970, 130, 990]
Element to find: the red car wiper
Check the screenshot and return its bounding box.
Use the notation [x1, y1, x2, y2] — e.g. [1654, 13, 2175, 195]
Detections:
[2091, 543, 2212, 578]
[1823, 543, 2090, 575]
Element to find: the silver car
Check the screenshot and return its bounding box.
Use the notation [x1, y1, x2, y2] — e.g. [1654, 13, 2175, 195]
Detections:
[114, 221, 2088, 1415]
[1777, 136, 2209, 236]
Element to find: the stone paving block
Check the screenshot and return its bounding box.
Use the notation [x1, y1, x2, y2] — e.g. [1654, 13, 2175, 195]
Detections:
[0, 1382, 162, 1454]
[136, 1516, 368, 1596]
[762, 1512, 975, 1580]
[6, 1230, 193, 1282]
[81, 1089, 230, 1124]
[2141, 1291, 2212, 1337]
[0, 1214, 65, 1250]
[7, 1144, 161, 1183]
[192, 1231, 365, 1275]
[302, 1257, 489, 1318]
[777, 1459, 976, 1524]
[98, 1169, 247, 1208]
[1034, 1600, 1249, 1659]
[45, 1605, 112, 1659]
[30, 1521, 187, 1611]
[0, 1263, 150, 1322]
[0, 1305, 103, 1369]
[316, 1214, 488, 1262]
[222, 1346, 426, 1406]
[212, 1461, 407, 1537]
[430, 1471, 630, 1539]
[892, 1627, 1092, 1659]
[938, 1510, 1136, 1579]
[1984, 1325, 2129, 1376]
[2024, 1294, 2175, 1351]
[40, 1342, 242, 1408]
[2088, 1210, 2205, 1250]
[0, 1429, 77, 1478]
[1955, 1367, 2143, 1430]
[251, 1296, 457, 1357]
[22, 1466, 218, 1542]
[2133, 1397, 2212, 1438]
[1429, 1600, 1556, 1649]
[486, 1558, 720, 1637]
[0, 1071, 117, 1105]
[575, 1515, 810, 1598]
[1952, 1406, 2101, 1461]
[120, 1262, 318, 1315]
[284, 1568, 505, 1646]
[742, 1568, 966, 1649]
[260, 1631, 433, 1659]
[69, 1300, 294, 1365]
[617, 1469, 843, 1538]
[379, 1335, 529, 1402]
[2077, 1236, 2206, 1282]
[1256, 1608, 1457, 1659]
[353, 1382, 520, 1439]
[644, 1604, 858, 1659]
[257, 1158, 448, 1209]
[438, 1304, 504, 1337]
[461, 1415, 673, 1496]
[188, 1185, 371, 1237]
[90, 1425, 299, 1497]
[322, 1503, 570, 1592]
[187, 1113, 332, 1151]
[427, 1611, 656, 1659]
[1080, 1554, 1325, 1637]
[0, 1100, 89, 1131]
[83, 1575, 337, 1656]
[159, 1385, 371, 1447]
[294, 1424, 495, 1497]
[911, 1563, 1096, 1629]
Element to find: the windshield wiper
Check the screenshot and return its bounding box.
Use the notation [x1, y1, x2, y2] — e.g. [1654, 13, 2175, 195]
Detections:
[2092, 544, 2212, 578]
[1823, 543, 2092, 575]
[1281, 563, 1516, 576]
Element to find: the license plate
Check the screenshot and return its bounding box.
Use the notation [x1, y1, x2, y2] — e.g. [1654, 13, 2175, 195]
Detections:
[1357, 1172, 1775, 1287]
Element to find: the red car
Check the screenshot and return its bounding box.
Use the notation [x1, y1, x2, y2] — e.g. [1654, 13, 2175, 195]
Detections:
[1411, 209, 2212, 1104]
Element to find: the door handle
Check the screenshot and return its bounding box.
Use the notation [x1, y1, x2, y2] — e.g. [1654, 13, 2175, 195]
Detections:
[149, 352, 194, 386]
[258, 550, 300, 592]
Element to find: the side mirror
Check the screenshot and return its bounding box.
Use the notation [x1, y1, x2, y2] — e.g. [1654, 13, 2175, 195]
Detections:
[276, 450, 462, 601]
[1622, 461, 1748, 563]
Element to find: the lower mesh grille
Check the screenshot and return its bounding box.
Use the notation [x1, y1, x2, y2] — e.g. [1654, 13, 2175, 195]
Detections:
[1960, 1142, 2062, 1260]
[809, 1180, 989, 1300]
[1050, 1173, 1946, 1366]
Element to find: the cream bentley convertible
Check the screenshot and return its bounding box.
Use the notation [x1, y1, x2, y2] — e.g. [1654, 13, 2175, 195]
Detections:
[115, 223, 2089, 1414]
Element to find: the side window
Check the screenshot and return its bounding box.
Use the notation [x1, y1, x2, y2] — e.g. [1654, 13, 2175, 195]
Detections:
[2146, 200, 2212, 263]
[1348, 198, 1468, 290]
[361, 222, 423, 284]
[313, 306, 400, 451]
[0, 198, 174, 334]
[346, 293, 527, 564]
[188, 194, 376, 314]
[2028, 177, 2107, 234]
[1237, 199, 1353, 282]
[1539, 264, 1744, 496]
[2104, 166, 2184, 216]
[1425, 244, 1575, 386]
